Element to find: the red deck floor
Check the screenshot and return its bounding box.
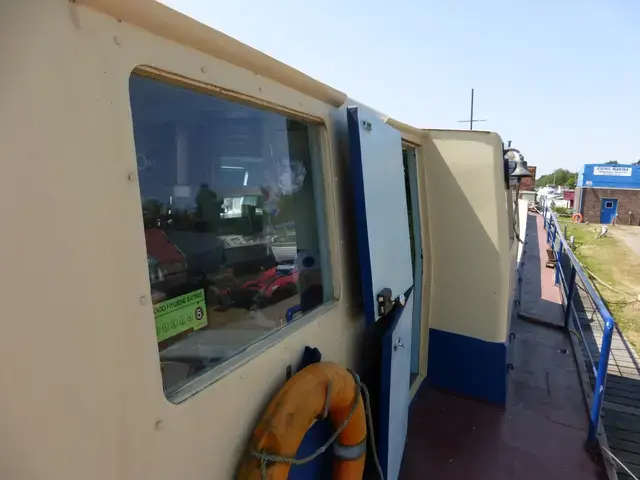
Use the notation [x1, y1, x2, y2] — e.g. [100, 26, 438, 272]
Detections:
[399, 213, 607, 480]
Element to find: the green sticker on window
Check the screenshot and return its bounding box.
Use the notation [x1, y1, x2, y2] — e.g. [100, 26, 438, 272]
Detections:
[154, 289, 208, 342]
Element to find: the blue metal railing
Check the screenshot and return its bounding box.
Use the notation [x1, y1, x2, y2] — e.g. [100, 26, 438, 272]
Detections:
[540, 199, 615, 445]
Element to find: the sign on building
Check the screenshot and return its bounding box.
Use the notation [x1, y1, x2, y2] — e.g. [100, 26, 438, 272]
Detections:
[593, 166, 633, 176]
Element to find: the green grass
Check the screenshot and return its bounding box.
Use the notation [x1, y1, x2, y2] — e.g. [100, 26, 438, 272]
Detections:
[558, 218, 640, 349]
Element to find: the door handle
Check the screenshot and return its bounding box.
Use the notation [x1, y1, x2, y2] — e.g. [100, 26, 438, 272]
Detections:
[394, 337, 404, 351]
[377, 289, 407, 317]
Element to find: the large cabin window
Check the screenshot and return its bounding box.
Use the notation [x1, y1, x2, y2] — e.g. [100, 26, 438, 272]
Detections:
[128, 72, 331, 399]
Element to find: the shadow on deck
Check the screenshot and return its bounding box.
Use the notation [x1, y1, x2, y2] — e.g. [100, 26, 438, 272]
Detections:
[399, 213, 607, 480]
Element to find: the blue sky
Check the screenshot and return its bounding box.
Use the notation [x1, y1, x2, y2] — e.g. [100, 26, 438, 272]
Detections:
[159, 0, 639, 175]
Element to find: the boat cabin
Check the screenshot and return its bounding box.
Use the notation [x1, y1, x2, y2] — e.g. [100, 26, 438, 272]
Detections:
[1, 1, 518, 479]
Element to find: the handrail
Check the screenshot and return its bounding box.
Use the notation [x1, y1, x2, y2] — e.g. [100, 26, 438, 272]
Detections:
[540, 198, 615, 446]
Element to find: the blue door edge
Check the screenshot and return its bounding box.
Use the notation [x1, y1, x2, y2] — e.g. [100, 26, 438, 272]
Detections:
[347, 106, 376, 325]
[378, 286, 414, 477]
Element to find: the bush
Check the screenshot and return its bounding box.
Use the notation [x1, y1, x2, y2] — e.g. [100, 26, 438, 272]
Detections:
[551, 206, 572, 216]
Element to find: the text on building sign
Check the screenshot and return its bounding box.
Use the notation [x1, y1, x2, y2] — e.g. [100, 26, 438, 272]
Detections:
[593, 166, 632, 177]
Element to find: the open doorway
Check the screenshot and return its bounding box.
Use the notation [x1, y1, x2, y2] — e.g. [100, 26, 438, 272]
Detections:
[402, 146, 423, 387]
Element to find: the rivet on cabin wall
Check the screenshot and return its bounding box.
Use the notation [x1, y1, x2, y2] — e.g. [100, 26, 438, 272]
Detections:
[128, 172, 136, 181]
[155, 420, 163, 430]
[113, 36, 121, 46]
[258, 87, 263, 94]
[201, 66, 206, 73]
[140, 296, 148, 305]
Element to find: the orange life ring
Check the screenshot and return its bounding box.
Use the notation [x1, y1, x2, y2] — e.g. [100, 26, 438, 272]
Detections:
[237, 362, 367, 480]
[572, 213, 583, 223]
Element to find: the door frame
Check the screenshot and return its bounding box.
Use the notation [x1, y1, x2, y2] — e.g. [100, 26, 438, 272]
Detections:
[600, 197, 618, 224]
[399, 137, 430, 400]
[402, 144, 424, 389]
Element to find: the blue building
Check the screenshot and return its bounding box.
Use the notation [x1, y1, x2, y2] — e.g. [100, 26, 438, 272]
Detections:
[576, 163, 640, 224]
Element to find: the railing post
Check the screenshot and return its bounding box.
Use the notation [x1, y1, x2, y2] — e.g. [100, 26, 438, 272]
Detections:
[564, 266, 577, 329]
[544, 206, 548, 229]
[550, 209, 617, 448]
[555, 242, 563, 285]
[587, 318, 615, 445]
[546, 207, 550, 228]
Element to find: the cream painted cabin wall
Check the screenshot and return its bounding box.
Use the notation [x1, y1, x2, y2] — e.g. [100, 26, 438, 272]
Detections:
[0, 1, 512, 479]
[422, 130, 514, 344]
[0, 2, 431, 479]
[517, 195, 530, 263]
[1, 3, 361, 480]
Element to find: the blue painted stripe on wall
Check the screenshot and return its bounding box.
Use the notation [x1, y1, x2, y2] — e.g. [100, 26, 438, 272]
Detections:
[427, 328, 508, 406]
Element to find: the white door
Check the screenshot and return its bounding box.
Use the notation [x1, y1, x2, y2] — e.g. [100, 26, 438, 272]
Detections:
[347, 106, 414, 480]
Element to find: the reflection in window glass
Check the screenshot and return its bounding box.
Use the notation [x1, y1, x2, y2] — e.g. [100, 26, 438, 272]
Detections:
[129, 73, 330, 397]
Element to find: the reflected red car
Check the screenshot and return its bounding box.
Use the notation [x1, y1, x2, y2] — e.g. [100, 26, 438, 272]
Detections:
[242, 263, 299, 307]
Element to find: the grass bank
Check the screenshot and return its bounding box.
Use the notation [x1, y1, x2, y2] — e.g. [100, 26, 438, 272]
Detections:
[558, 219, 640, 349]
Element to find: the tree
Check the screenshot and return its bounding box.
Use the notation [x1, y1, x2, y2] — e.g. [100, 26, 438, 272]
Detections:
[535, 168, 577, 188]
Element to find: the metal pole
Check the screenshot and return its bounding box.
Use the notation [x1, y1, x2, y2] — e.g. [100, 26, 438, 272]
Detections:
[457, 89, 486, 129]
[555, 242, 563, 285]
[588, 318, 614, 444]
[470, 88, 474, 131]
[564, 267, 577, 329]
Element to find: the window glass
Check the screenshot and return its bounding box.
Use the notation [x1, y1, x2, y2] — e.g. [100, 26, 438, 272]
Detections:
[129, 73, 331, 398]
